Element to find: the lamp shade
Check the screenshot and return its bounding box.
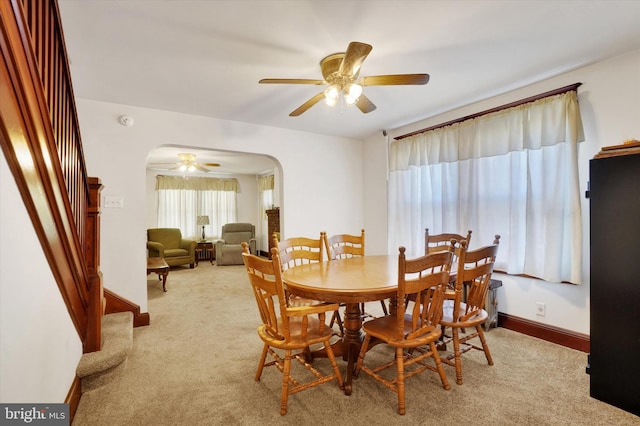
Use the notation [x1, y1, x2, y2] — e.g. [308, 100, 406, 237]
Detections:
[197, 215, 210, 225]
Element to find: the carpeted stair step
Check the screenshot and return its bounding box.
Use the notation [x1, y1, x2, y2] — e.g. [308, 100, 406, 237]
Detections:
[76, 311, 133, 392]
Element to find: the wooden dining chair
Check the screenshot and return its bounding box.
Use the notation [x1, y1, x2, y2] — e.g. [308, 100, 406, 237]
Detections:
[425, 228, 472, 255]
[241, 243, 344, 415]
[426, 228, 472, 298]
[324, 229, 365, 260]
[354, 247, 453, 415]
[273, 232, 342, 334]
[439, 237, 499, 385]
[274, 232, 326, 270]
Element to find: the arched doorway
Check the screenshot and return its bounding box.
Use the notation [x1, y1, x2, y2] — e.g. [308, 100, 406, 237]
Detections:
[145, 145, 282, 255]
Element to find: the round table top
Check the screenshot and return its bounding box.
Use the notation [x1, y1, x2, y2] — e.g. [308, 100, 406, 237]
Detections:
[282, 255, 399, 304]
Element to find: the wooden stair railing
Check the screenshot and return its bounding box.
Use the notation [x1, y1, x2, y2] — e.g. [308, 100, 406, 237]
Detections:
[1, 0, 145, 357]
[1, 0, 96, 352]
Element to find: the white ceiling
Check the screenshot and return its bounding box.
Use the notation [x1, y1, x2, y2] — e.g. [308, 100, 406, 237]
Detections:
[58, 0, 640, 173]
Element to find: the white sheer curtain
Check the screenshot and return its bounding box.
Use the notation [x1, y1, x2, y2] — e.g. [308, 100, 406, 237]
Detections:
[388, 91, 584, 284]
[156, 176, 238, 240]
[257, 174, 274, 253]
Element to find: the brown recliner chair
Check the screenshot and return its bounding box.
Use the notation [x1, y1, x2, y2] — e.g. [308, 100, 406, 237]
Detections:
[147, 228, 196, 268]
[216, 223, 256, 266]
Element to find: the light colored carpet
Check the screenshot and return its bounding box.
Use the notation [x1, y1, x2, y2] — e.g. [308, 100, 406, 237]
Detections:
[72, 263, 638, 425]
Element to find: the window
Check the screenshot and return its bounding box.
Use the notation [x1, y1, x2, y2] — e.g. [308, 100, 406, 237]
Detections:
[156, 175, 238, 240]
[257, 174, 274, 252]
[388, 89, 584, 284]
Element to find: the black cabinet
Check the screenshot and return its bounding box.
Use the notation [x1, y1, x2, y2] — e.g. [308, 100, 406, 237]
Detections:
[589, 150, 640, 416]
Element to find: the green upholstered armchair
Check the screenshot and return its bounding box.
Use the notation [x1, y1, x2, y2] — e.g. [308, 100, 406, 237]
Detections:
[216, 223, 256, 266]
[147, 228, 196, 268]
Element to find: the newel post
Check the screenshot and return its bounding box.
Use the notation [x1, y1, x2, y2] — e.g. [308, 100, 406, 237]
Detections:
[84, 177, 104, 353]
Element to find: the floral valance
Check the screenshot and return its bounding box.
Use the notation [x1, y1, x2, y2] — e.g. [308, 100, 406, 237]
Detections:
[390, 90, 584, 171]
[155, 175, 238, 192]
[257, 174, 274, 192]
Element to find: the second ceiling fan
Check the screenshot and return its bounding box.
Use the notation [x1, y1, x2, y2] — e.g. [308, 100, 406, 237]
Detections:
[259, 41, 429, 116]
[148, 153, 220, 173]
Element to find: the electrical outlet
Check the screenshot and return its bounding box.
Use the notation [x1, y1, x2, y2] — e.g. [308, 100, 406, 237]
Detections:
[536, 302, 546, 317]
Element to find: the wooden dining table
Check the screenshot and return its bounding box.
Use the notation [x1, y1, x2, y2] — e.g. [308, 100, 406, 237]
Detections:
[282, 255, 400, 395]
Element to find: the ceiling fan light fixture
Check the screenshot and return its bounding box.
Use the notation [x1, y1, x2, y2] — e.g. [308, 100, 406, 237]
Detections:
[345, 83, 362, 99]
[344, 93, 358, 105]
[325, 97, 337, 107]
[259, 41, 428, 116]
[343, 83, 363, 105]
[324, 85, 340, 106]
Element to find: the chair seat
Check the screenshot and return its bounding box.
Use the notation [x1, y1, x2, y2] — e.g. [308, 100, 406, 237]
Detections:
[258, 317, 334, 348]
[164, 248, 189, 257]
[363, 314, 441, 347]
[440, 300, 488, 327]
[287, 294, 327, 307]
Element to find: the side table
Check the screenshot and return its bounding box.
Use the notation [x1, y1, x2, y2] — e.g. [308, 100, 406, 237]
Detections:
[196, 241, 215, 266]
[147, 257, 169, 292]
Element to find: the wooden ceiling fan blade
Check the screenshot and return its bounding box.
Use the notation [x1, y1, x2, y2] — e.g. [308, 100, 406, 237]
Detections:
[338, 41, 372, 78]
[360, 74, 430, 86]
[202, 163, 220, 167]
[356, 94, 377, 114]
[259, 78, 325, 85]
[194, 164, 210, 173]
[290, 92, 325, 116]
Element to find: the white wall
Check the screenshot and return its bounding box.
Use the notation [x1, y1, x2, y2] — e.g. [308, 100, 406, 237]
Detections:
[75, 102, 364, 312]
[0, 150, 82, 402]
[363, 50, 640, 335]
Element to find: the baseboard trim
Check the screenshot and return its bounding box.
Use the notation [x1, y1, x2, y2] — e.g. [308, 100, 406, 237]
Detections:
[65, 375, 82, 423]
[498, 312, 590, 353]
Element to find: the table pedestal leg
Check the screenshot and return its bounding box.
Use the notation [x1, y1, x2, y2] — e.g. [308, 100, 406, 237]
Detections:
[342, 303, 363, 395]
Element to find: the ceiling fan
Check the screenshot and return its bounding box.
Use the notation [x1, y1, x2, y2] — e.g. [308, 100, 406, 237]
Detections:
[259, 41, 429, 116]
[148, 153, 220, 173]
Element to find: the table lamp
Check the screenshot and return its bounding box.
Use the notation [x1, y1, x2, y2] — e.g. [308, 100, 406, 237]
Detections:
[197, 215, 210, 241]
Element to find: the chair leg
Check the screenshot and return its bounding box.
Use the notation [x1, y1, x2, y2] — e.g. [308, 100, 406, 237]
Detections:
[430, 342, 451, 390]
[380, 299, 389, 315]
[476, 325, 494, 365]
[452, 327, 463, 385]
[396, 346, 406, 415]
[437, 325, 447, 351]
[329, 309, 344, 336]
[280, 350, 292, 415]
[325, 341, 345, 389]
[255, 344, 269, 381]
[354, 335, 372, 377]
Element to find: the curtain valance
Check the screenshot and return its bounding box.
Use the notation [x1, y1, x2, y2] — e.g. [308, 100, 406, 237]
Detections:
[389, 91, 584, 171]
[257, 174, 274, 192]
[155, 175, 238, 192]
